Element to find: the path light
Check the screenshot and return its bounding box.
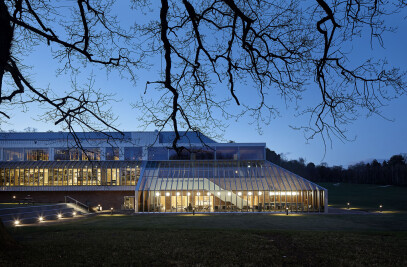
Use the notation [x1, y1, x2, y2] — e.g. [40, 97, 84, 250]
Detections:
[347, 202, 350, 210]
[12, 195, 16, 199]
[111, 207, 114, 215]
[379, 204, 383, 212]
[38, 216, 44, 222]
[14, 220, 20, 226]
[72, 211, 77, 216]
[57, 213, 62, 219]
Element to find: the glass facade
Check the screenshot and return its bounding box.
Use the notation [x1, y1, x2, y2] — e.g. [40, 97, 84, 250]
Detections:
[136, 160, 325, 213]
[0, 161, 140, 186]
[55, 148, 100, 161]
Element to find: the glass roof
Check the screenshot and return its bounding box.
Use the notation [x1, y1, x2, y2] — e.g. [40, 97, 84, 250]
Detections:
[137, 161, 325, 192]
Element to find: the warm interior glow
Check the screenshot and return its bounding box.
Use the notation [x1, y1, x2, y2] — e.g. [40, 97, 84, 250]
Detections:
[207, 192, 211, 196]
[248, 192, 252, 196]
[258, 192, 262, 195]
[165, 192, 170, 196]
[155, 192, 160, 197]
[176, 192, 180, 196]
[237, 192, 242, 196]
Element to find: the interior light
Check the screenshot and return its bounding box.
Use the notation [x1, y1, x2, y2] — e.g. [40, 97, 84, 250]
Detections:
[165, 192, 170, 196]
[258, 192, 262, 196]
[269, 192, 274, 196]
[216, 192, 221, 196]
[235, 170, 238, 174]
[176, 192, 180, 196]
[207, 192, 211, 196]
[155, 192, 160, 197]
[187, 192, 191, 196]
[248, 192, 252, 196]
[248, 165, 251, 168]
[57, 214, 62, 219]
[227, 192, 232, 196]
[72, 211, 77, 216]
[237, 192, 242, 196]
[197, 192, 201, 196]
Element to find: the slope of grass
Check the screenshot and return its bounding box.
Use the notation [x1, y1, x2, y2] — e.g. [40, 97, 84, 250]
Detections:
[320, 182, 407, 211]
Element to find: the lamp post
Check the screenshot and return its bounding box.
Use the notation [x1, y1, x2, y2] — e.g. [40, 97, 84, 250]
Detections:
[111, 207, 114, 215]
[379, 204, 383, 212]
[347, 202, 350, 210]
[286, 207, 289, 215]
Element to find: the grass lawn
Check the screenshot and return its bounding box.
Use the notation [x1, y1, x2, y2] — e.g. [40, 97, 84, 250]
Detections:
[320, 182, 407, 211]
[1, 183, 407, 266]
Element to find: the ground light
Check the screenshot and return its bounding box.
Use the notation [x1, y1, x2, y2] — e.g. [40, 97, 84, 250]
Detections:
[286, 207, 289, 215]
[14, 220, 20, 226]
[57, 213, 62, 219]
[72, 211, 77, 216]
[347, 202, 350, 209]
[38, 216, 44, 222]
[379, 204, 383, 212]
[111, 207, 113, 215]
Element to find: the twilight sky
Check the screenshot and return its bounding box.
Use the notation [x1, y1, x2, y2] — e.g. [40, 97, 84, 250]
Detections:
[2, 2, 407, 167]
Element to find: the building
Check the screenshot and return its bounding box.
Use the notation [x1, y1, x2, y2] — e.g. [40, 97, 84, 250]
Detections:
[0, 131, 327, 212]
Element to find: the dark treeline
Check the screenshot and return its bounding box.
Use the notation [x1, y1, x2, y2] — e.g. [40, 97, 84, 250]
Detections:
[266, 148, 407, 186]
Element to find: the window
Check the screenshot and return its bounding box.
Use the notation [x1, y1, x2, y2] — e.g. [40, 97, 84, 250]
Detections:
[82, 148, 101, 161]
[25, 149, 49, 161]
[3, 148, 24, 161]
[124, 147, 142, 160]
[216, 147, 238, 160]
[54, 148, 81, 161]
[239, 146, 265, 160]
[106, 147, 120, 160]
[148, 147, 168, 160]
[192, 148, 215, 160]
[169, 149, 190, 160]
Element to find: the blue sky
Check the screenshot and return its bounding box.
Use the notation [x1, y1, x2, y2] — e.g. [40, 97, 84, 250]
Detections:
[3, 2, 407, 167]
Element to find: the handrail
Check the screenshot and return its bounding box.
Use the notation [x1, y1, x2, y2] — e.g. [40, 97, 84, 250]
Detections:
[64, 196, 90, 212]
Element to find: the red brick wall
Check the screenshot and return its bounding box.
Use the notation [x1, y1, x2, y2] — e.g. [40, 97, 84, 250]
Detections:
[0, 191, 134, 210]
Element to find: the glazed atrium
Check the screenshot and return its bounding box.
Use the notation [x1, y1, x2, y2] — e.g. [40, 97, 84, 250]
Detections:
[0, 131, 327, 212]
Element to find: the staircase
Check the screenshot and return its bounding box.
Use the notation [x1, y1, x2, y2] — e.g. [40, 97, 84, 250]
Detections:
[0, 196, 92, 227]
[0, 204, 77, 226]
[205, 179, 248, 209]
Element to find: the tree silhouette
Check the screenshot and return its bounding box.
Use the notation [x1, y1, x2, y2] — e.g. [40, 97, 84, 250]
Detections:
[0, 1, 406, 152]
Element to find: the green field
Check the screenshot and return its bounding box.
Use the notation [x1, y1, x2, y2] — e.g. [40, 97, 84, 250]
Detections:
[1, 183, 407, 266]
[320, 182, 407, 211]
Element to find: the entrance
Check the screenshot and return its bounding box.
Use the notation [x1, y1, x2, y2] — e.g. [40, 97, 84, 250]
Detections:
[123, 196, 135, 210]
